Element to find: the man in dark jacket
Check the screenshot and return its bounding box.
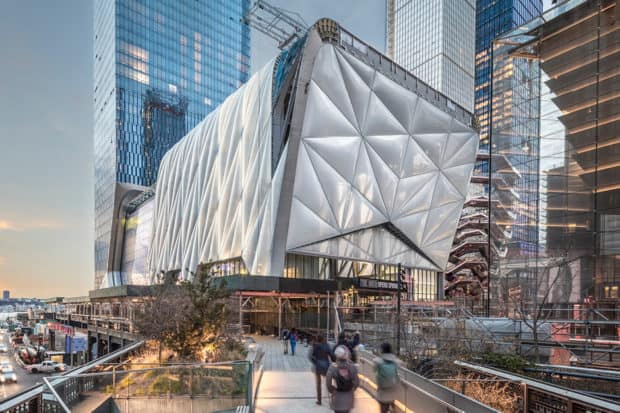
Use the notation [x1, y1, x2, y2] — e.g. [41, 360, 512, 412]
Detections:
[310, 335, 333, 405]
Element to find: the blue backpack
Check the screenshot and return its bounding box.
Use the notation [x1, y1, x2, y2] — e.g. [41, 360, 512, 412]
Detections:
[377, 360, 399, 389]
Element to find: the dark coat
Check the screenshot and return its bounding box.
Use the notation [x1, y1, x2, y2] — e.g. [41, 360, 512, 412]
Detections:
[310, 342, 333, 375]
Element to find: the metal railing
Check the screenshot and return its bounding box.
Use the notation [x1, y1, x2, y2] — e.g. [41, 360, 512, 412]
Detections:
[0, 341, 265, 413]
[455, 361, 620, 413]
[356, 350, 499, 413]
[0, 341, 144, 413]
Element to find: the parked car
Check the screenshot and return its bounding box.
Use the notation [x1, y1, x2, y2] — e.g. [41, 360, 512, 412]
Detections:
[0, 343, 8, 353]
[0, 366, 17, 383]
[27, 360, 66, 373]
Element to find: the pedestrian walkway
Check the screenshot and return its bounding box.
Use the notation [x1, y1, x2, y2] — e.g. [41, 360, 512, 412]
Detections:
[253, 336, 378, 413]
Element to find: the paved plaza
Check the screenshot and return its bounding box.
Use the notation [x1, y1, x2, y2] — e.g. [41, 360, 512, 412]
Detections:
[253, 336, 378, 412]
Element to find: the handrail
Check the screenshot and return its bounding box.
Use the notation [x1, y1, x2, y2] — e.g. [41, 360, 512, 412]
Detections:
[358, 350, 499, 413]
[0, 340, 144, 410]
[455, 361, 620, 412]
[42, 377, 70, 413]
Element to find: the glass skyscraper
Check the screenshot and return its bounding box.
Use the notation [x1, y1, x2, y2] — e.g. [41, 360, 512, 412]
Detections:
[475, 0, 542, 163]
[386, 0, 475, 112]
[94, 0, 250, 288]
[491, 0, 620, 311]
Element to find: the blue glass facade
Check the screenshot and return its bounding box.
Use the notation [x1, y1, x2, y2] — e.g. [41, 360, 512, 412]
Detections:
[474, 0, 541, 171]
[94, 0, 250, 288]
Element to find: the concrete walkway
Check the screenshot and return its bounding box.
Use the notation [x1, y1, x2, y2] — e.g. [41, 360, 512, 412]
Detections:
[253, 336, 378, 413]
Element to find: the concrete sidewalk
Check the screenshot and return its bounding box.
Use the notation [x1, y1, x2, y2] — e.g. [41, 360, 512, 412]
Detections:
[253, 336, 379, 412]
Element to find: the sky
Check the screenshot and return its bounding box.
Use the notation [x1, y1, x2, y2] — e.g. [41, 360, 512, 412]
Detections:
[0, 0, 385, 298]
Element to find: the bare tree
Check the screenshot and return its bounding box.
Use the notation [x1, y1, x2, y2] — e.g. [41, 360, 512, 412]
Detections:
[509, 258, 579, 363]
[133, 274, 189, 364]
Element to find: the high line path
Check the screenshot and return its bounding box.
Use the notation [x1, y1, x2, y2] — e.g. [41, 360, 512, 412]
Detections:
[253, 336, 378, 413]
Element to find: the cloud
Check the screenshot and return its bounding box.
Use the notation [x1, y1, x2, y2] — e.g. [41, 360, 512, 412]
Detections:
[0, 219, 63, 232]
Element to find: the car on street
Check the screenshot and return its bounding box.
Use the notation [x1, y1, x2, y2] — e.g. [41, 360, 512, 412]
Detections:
[0, 366, 17, 383]
[0, 343, 8, 353]
[0, 359, 11, 371]
[27, 360, 66, 373]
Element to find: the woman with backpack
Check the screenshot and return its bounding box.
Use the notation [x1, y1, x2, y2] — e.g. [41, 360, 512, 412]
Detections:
[373, 342, 400, 413]
[326, 345, 359, 413]
[309, 335, 333, 405]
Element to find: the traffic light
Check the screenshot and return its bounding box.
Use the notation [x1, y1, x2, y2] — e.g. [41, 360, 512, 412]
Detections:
[399, 266, 408, 293]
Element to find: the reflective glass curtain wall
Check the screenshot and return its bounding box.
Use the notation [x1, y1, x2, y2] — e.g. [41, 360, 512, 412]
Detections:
[94, 0, 250, 288]
[475, 0, 542, 167]
[491, 0, 620, 313]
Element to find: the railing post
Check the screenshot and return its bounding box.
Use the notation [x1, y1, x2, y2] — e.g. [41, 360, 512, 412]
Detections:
[247, 361, 253, 409]
[190, 366, 194, 398]
[113, 366, 116, 397]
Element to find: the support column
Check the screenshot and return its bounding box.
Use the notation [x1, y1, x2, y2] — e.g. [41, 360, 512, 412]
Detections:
[278, 296, 282, 340]
[239, 294, 243, 335]
[317, 295, 321, 336]
[326, 291, 330, 339]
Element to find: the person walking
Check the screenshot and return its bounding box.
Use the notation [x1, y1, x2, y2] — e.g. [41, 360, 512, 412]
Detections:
[374, 342, 400, 413]
[281, 328, 289, 355]
[289, 328, 298, 356]
[326, 345, 359, 413]
[310, 335, 333, 405]
[337, 331, 360, 363]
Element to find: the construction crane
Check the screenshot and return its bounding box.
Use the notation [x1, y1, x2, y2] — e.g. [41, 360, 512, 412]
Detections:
[242, 0, 309, 49]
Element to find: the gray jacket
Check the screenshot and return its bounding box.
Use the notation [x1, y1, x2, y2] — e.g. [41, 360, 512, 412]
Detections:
[326, 359, 359, 411]
[373, 353, 401, 403]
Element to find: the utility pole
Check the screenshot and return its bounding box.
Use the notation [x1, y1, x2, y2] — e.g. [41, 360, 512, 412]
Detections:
[397, 263, 402, 356]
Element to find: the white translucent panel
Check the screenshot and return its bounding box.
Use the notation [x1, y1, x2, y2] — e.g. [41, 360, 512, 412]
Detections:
[422, 202, 463, 246]
[305, 144, 353, 227]
[365, 142, 398, 214]
[352, 144, 388, 215]
[448, 117, 473, 133]
[392, 172, 438, 218]
[442, 163, 475, 197]
[363, 93, 408, 136]
[149, 61, 278, 278]
[410, 99, 452, 134]
[301, 81, 359, 138]
[392, 210, 429, 246]
[337, 47, 375, 87]
[372, 71, 419, 131]
[293, 226, 439, 270]
[431, 173, 464, 208]
[341, 187, 386, 231]
[335, 51, 373, 130]
[442, 132, 478, 168]
[365, 134, 409, 175]
[421, 236, 454, 270]
[311, 45, 360, 130]
[304, 136, 362, 181]
[293, 145, 339, 228]
[286, 198, 340, 249]
[413, 133, 449, 166]
[401, 137, 438, 177]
